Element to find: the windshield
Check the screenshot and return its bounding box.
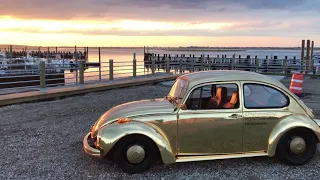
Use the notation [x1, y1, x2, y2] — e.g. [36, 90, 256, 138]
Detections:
[167, 79, 188, 100]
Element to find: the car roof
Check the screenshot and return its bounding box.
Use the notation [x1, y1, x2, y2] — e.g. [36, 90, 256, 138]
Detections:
[178, 70, 285, 88]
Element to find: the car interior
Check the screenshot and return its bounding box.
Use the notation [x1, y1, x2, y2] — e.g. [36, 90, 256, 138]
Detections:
[186, 84, 240, 110]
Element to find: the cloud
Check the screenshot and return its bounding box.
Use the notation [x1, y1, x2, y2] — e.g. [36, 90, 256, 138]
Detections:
[0, 0, 319, 21]
[2, 20, 318, 38]
[0, 0, 319, 41]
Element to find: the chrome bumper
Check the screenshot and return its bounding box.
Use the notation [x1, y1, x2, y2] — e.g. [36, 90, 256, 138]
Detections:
[83, 132, 102, 158]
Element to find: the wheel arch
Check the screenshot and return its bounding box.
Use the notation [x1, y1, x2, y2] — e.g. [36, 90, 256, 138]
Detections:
[267, 115, 320, 157]
[97, 121, 176, 164]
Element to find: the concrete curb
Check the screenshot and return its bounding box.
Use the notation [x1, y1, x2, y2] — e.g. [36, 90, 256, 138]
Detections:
[0, 75, 180, 107]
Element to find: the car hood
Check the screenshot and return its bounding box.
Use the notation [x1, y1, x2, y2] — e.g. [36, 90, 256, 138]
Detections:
[90, 98, 174, 137]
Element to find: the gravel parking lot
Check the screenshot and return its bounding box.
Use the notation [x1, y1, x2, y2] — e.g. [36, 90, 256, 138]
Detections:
[0, 77, 320, 180]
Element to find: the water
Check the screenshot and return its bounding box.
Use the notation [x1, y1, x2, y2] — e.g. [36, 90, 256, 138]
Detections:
[39, 47, 320, 84]
[3, 47, 320, 86]
[85, 48, 320, 62]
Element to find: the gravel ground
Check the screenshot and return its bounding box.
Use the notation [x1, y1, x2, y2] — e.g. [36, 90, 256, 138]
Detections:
[1, 77, 320, 180]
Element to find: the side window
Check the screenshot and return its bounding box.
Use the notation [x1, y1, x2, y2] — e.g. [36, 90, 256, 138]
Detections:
[186, 83, 239, 110]
[243, 84, 289, 109]
[186, 85, 210, 110]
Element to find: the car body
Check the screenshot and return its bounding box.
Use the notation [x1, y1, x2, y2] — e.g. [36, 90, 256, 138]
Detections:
[83, 70, 320, 174]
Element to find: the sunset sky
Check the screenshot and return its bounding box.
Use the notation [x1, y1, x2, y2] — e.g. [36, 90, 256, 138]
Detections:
[0, 0, 319, 47]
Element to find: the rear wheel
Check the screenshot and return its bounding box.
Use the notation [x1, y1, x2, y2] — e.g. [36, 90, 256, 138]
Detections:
[276, 128, 317, 165]
[113, 135, 160, 174]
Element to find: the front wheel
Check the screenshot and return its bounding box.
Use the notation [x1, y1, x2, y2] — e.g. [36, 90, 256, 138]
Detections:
[276, 128, 317, 165]
[114, 135, 160, 174]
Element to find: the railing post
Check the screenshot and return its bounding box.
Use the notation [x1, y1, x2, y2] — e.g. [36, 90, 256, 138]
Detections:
[40, 60, 46, 89]
[133, 53, 137, 78]
[24, 47, 27, 70]
[79, 60, 85, 84]
[191, 55, 195, 72]
[10, 45, 12, 60]
[282, 59, 286, 74]
[47, 47, 50, 60]
[98, 47, 101, 80]
[232, 54, 235, 70]
[255, 56, 259, 72]
[179, 58, 183, 74]
[201, 55, 204, 71]
[109, 59, 113, 81]
[166, 55, 170, 74]
[151, 57, 155, 76]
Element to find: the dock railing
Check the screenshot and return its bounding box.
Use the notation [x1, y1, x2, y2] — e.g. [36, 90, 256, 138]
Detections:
[1, 53, 320, 95]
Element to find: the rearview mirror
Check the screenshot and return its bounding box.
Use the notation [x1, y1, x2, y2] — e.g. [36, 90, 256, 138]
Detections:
[180, 104, 187, 110]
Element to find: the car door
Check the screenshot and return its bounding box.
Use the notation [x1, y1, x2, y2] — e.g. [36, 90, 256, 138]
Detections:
[241, 82, 292, 152]
[177, 81, 244, 155]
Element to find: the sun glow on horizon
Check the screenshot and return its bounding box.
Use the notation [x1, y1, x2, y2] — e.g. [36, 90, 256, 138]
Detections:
[0, 16, 233, 33]
[0, 16, 314, 47]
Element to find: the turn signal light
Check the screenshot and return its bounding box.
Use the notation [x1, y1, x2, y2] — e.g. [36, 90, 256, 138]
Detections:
[117, 117, 132, 124]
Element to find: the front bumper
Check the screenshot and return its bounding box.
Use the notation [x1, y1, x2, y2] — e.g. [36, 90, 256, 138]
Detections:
[83, 132, 102, 158]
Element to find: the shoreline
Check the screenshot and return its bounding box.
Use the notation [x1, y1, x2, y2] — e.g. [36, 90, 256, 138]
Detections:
[164, 48, 247, 52]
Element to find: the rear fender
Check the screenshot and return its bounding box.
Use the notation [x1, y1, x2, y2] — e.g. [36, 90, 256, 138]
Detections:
[97, 121, 176, 164]
[267, 115, 320, 157]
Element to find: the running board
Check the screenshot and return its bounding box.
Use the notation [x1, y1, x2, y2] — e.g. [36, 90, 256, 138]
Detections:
[176, 152, 268, 163]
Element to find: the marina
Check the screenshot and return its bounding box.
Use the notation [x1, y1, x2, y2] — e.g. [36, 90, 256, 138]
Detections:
[0, 40, 319, 95]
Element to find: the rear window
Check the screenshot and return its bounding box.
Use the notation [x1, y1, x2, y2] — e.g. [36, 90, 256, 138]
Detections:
[244, 83, 289, 109]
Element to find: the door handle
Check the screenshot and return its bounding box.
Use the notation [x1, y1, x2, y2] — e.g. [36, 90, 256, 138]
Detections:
[229, 114, 242, 119]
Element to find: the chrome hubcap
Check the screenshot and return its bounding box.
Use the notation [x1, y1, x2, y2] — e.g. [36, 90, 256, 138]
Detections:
[290, 137, 306, 155]
[126, 145, 145, 164]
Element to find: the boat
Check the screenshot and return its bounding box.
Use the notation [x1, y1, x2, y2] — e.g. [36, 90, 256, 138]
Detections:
[0, 51, 80, 89]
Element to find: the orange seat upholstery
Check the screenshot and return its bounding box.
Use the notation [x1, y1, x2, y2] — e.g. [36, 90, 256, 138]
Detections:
[223, 91, 238, 109]
[206, 87, 228, 109]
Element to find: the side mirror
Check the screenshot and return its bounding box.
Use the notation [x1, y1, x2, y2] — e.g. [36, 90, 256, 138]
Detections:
[180, 104, 187, 110]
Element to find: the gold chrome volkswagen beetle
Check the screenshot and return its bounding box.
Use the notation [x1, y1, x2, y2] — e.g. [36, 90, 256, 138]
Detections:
[83, 70, 320, 174]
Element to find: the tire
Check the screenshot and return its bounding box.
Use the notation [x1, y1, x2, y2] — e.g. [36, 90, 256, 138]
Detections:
[113, 135, 160, 174]
[276, 128, 317, 166]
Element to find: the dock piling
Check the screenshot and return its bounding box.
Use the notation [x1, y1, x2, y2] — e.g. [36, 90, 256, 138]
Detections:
[306, 40, 310, 73]
[300, 40, 305, 73]
[311, 41, 315, 74]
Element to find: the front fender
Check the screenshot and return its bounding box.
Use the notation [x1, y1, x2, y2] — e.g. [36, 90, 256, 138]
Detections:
[97, 121, 176, 164]
[267, 115, 320, 157]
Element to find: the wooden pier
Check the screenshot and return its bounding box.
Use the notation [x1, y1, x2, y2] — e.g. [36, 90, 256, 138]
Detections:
[143, 39, 317, 75]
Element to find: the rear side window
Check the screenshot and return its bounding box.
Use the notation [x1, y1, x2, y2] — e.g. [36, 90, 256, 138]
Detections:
[243, 83, 289, 109]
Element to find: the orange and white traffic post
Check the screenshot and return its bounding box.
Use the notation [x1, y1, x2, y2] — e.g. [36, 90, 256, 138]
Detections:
[289, 73, 304, 96]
